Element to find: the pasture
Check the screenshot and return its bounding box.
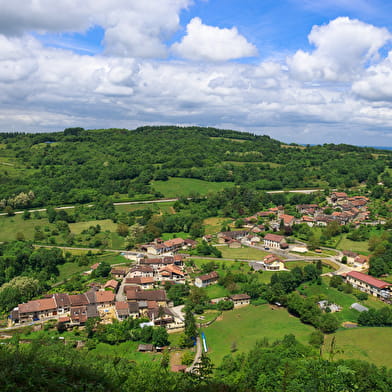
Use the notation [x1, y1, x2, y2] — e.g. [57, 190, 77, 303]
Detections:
[323, 327, 392, 368]
[151, 177, 234, 198]
[202, 305, 315, 365]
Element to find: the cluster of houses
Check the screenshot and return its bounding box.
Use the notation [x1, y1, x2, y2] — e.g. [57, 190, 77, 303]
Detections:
[216, 230, 263, 248]
[297, 192, 370, 227]
[342, 251, 369, 270]
[10, 289, 115, 326]
[216, 229, 288, 251]
[10, 254, 190, 330]
[240, 192, 371, 230]
[140, 237, 197, 255]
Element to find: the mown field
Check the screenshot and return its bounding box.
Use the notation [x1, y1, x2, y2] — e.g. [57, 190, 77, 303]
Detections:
[202, 305, 315, 365]
[324, 327, 392, 368]
[151, 177, 234, 198]
[336, 234, 370, 254]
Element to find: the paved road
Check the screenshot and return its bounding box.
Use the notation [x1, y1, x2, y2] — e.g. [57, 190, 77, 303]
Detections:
[0, 198, 179, 216]
[116, 271, 131, 302]
[0, 190, 324, 216]
[186, 336, 202, 373]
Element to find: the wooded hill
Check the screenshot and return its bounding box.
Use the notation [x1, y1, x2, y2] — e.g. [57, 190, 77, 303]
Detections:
[1, 126, 391, 208]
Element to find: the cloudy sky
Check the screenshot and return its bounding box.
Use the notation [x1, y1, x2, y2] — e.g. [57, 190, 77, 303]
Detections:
[1, 0, 392, 145]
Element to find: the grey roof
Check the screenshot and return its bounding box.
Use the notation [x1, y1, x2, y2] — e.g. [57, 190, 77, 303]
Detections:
[350, 303, 369, 312]
[86, 304, 99, 318]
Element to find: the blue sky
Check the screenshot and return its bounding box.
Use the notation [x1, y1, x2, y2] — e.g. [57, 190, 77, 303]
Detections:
[1, 0, 392, 145]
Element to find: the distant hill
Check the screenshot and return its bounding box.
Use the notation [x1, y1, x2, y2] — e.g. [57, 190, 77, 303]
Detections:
[0, 126, 391, 208]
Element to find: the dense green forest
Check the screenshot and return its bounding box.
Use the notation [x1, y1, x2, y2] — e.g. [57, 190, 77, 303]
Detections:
[1, 126, 391, 208]
[2, 335, 392, 392]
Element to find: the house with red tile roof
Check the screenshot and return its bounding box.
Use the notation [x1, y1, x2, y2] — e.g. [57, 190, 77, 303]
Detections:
[125, 276, 155, 289]
[263, 233, 288, 249]
[195, 271, 219, 288]
[261, 254, 286, 271]
[346, 271, 392, 299]
[104, 279, 119, 291]
[95, 290, 115, 308]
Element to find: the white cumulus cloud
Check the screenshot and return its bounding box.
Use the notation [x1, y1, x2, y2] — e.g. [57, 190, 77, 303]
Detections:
[172, 17, 258, 61]
[288, 17, 391, 81]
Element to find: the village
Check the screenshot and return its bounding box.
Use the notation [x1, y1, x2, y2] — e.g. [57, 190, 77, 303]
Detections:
[9, 192, 391, 339]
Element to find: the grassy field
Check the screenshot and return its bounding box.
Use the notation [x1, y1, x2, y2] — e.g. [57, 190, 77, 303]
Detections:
[97, 253, 128, 265]
[196, 310, 222, 324]
[0, 214, 53, 242]
[203, 217, 231, 235]
[69, 219, 118, 235]
[57, 262, 89, 281]
[299, 279, 387, 323]
[161, 232, 191, 240]
[90, 341, 161, 362]
[285, 260, 334, 274]
[114, 201, 176, 215]
[323, 327, 392, 368]
[192, 257, 275, 285]
[219, 246, 268, 260]
[109, 232, 126, 249]
[203, 305, 315, 365]
[204, 284, 230, 299]
[151, 177, 234, 198]
[336, 234, 369, 254]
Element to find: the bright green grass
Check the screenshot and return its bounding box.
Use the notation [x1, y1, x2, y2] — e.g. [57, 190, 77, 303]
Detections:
[203, 217, 230, 235]
[57, 262, 89, 282]
[90, 341, 161, 362]
[151, 177, 234, 198]
[109, 232, 125, 249]
[203, 305, 315, 365]
[0, 214, 54, 242]
[336, 234, 370, 254]
[204, 284, 230, 299]
[158, 202, 176, 214]
[382, 275, 392, 284]
[114, 203, 154, 214]
[69, 219, 118, 235]
[192, 258, 250, 275]
[97, 253, 128, 265]
[285, 261, 334, 274]
[324, 327, 392, 368]
[254, 270, 276, 284]
[196, 310, 222, 324]
[219, 246, 268, 261]
[161, 232, 191, 240]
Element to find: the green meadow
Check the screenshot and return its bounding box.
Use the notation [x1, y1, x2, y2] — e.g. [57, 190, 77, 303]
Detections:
[151, 177, 234, 198]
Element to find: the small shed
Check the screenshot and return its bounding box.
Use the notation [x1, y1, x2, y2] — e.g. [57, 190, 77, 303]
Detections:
[138, 344, 154, 352]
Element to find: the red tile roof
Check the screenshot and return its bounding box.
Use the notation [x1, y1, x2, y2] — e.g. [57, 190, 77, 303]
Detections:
[263, 254, 284, 264]
[264, 233, 285, 243]
[347, 271, 392, 289]
[115, 301, 129, 310]
[197, 271, 219, 282]
[95, 290, 115, 303]
[104, 279, 119, 289]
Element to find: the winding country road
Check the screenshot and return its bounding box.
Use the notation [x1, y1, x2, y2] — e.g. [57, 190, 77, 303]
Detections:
[186, 336, 202, 373]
